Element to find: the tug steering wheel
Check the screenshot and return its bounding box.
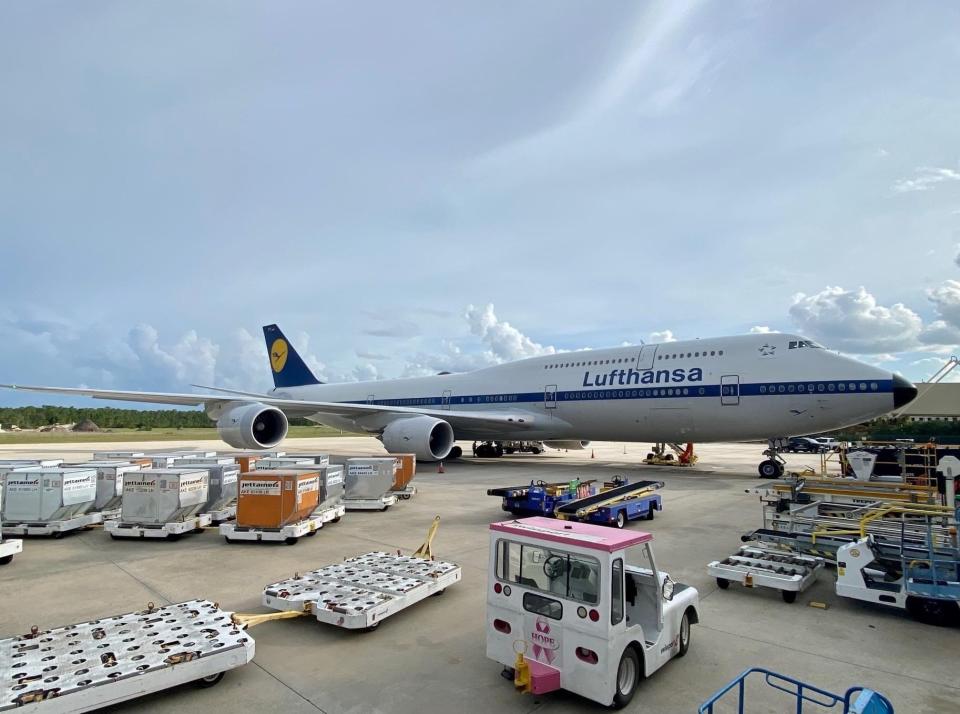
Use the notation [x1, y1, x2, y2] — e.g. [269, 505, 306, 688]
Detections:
[543, 555, 566, 579]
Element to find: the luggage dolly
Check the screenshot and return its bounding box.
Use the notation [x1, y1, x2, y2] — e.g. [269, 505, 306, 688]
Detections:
[0, 538, 22, 566]
[0, 600, 254, 712]
[106, 513, 211, 541]
[389, 486, 417, 501]
[2, 512, 103, 538]
[219, 512, 326, 545]
[699, 667, 893, 713]
[707, 545, 825, 603]
[242, 517, 461, 631]
[343, 493, 397, 511]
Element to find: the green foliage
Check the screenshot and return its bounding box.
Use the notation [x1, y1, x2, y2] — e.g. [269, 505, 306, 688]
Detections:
[0, 405, 212, 429]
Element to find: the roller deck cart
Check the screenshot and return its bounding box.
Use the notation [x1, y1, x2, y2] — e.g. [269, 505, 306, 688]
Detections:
[0, 600, 254, 713]
[0, 538, 22, 566]
[204, 504, 236, 524]
[343, 493, 397, 511]
[220, 512, 326, 544]
[262, 551, 461, 629]
[106, 513, 211, 540]
[707, 546, 825, 603]
[389, 485, 417, 500]
[2, 513, 102, 538]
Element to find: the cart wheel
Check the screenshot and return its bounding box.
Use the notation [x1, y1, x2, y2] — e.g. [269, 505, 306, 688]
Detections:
[646, 507, 655, 521]
[500, 667, 515, 681]
[781, 590, 797, 604]
[193, 527, 205, 534]
[166, 533, 181, 542]
[380, 505, 390, 512]
[332, 517, 341, 523]
[612, 647, 640, 708]
[109, 534, 120, 541]
[361, 622, 380, 633]
[615, 512, 627, 529]
[53, 531, 64, 539]
[677, 610, 691, 657]
[906, 596, 960, 626]
[305, 529, 318, 537]
[0, 555, 13, 566]
[716, 578, 730, 589]
[284, 536, 299, 545]
[224, 537, 234, 544]
[194, 672, 225, 688]
[400, 494, 411, 500]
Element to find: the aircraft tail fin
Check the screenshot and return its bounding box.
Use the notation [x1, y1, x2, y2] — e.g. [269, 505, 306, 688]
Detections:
[262, 324, 322, 388]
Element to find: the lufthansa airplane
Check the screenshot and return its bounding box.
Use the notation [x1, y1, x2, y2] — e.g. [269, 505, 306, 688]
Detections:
[2, 324, 917, 477]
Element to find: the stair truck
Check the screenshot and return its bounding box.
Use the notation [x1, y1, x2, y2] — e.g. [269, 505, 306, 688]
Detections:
[487, 517, 699, 708]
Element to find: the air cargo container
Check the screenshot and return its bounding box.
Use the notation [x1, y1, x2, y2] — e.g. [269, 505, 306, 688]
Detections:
[148, 451, 218, 467]
[175, 456, 238, 467]
[345, 458, 396, 499]
[283, 453, 331, 468]
[71, 461, 145, 512]
[93, 451, 146, 460]
[391, 454, 417, 497]
[1, 468, 97, 522]
[0, 482, 24, 565]
[236, 470, 320, 529]
[255, 457, 316, 470]
[0, 458, 64, 469]
[173, 464, 239, 512]
[120, 469, 208, 524]
[234, 454, 262, 472]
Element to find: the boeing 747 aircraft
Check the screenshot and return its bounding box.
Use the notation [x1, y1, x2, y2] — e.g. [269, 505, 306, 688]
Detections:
[2, 324, 917, 477]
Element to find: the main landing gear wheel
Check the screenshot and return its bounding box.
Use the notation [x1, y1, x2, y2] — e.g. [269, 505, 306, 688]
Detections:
[612, 647, 640, 708]
[449, 446, 462, 459]
[758, 460, 783, 479]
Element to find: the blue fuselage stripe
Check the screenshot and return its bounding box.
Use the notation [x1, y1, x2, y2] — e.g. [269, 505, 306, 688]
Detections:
[343, 379, 894, 408]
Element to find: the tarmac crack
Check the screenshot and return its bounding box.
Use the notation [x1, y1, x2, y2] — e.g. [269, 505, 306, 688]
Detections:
[251, 661, 327, 712]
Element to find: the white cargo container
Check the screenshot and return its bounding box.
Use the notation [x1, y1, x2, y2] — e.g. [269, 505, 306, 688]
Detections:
[175, 456, 237, 467]
[120, 469, 209, 525]
[81, 461, 144, 512]
[1, 468, 98, 523]
[0, 482, 24, 565]
[171, 464, 239, 512]
[344, 458, 397, 510]
[0, 458, 63, 468]
[93, 450, 146, 460]
[255, 457, 316, 470]
[284, 453, 331, 468]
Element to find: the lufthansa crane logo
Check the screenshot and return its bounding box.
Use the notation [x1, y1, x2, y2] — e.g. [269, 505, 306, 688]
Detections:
[270, 338, 289, 373]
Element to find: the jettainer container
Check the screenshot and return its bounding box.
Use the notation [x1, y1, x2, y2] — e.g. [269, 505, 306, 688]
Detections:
[73, 461, 145, 512]
[120, 469, 209, 524]
[1, 468, 98, 522]
[283, 453, 331, 468]
[391, 454, 417, 491]
[236, 470, 320, 528]
[255, 457, 316, 470]
[345, 458, 396, 500]
[280, 465, 344, 511]
[0, 458, 63, 468]
[172, 464, 240, 512]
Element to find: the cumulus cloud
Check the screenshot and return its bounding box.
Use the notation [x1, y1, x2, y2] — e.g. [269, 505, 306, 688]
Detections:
[892, 166, 960, 193]
[789, 286, 923, 353]
[928, 280, 960, 328]
[465, 304, 557, 362]
[649, 330, 677, 343]
[749, 326, 778, 334]
[356, 351, 390, 360]
[955, 245, 960, 268]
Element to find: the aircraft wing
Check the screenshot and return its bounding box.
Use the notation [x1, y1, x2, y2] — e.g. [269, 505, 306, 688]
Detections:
[0, 383, 538, 430]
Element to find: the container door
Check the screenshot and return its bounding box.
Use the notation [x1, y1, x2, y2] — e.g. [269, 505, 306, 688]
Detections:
[441, 390, 452, 410]
[720, 374, 740, 406]
[544, 385, 557, 409]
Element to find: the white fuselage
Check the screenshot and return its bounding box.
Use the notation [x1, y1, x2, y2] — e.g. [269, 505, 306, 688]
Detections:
[272, 334, 901, 443]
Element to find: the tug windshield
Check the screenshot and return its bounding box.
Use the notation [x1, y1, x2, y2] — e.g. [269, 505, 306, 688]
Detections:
[495, 539, 601, 604]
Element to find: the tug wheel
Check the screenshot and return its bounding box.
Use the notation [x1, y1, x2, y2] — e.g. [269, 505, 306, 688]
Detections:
[615, 512, 627, 529]
[194, 672, 225, 688]
[612, 647, 640, 708]
[677, 611, 691, 657]
[906, 596, 960, 627]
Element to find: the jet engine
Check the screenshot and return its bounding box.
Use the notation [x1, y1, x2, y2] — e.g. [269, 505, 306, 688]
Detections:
[216, 403, 288, 449]
[381, 416, 455, 462]
[543, 440, 591, 450]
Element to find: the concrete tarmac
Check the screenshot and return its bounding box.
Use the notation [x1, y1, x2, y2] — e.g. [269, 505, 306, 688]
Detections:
[0, 438, 956, 713]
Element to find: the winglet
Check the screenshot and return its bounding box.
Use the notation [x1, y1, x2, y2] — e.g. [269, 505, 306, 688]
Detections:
[262, 324, 322, 388]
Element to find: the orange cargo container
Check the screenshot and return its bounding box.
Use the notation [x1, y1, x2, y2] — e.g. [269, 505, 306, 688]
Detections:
[392, 454, 417, 490]
[236, 470, 320, 529]
[234, 455, 262, 473]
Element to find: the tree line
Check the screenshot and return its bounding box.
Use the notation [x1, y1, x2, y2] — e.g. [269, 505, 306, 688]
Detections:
[0, 406, 315, 430]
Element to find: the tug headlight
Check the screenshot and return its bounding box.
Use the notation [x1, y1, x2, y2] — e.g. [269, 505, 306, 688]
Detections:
[662, 577, 675, 602]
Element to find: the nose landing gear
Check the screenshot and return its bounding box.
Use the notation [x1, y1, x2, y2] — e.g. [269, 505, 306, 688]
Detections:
[758, 438, 787, 479]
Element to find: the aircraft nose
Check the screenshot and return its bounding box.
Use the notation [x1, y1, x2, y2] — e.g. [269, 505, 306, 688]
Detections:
[893, 374, 918, 409]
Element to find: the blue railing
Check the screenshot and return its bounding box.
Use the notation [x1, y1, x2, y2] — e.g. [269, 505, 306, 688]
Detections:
[698, 668, 893, 714]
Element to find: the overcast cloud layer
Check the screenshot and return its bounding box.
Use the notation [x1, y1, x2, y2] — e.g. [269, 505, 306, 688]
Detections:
[2, 1, 960, 407]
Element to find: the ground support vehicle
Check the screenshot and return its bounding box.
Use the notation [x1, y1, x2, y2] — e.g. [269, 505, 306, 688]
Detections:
[707, 546, 825, 603]
[106, 513, 210, 540]
[488, 479, 597, 517]
[0, 538, 22, 566]
[643, 442, 697, 466]
[487, 517, 699, 708]
[0, 600, 254, 713]
[204, 504, 236, 524]
[343, 493, 396, 511]
[555, 480, 663, 529]
[388, 485, 417, 500]
[220, 512, 326, 544]
[2, 512, 102, 538]
[502, 441, 543, 455]
[699, 668, 893, 714]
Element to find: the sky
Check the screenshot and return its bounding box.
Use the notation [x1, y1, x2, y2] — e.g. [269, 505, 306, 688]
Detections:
[2, 1, 960, 408]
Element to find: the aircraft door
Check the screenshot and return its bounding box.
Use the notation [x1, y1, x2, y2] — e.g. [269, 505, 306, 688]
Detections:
[367, 394, 375, 405]
[441, 389, 452, 410]
[636, 345, 658, 370]
[544, 385, 557, 409]
[720, 375, 740, 406]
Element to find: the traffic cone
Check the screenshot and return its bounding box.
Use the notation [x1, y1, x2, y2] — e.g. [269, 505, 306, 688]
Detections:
[591, 449, 595, 459]
[438, 462, 445, 474]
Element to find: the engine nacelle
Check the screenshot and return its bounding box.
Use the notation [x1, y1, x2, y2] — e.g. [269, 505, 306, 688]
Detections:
[543, 440, 591, 450]
[216, 403, 288, 450]
[381, 416, 454, 462]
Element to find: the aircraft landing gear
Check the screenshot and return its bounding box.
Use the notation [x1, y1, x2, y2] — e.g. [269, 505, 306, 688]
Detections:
[758, 438, 787, 479]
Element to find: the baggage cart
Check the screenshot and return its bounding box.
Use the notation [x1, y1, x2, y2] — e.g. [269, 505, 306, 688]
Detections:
[343, 493, 397, 511]
[707, 546, 825, 603]
[0, 538, 22, 565]
[0, 600, 254, 713]
[106, 513, 211, 540]
[220, 512, 325, 545]
[2, 512, 102, 538]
